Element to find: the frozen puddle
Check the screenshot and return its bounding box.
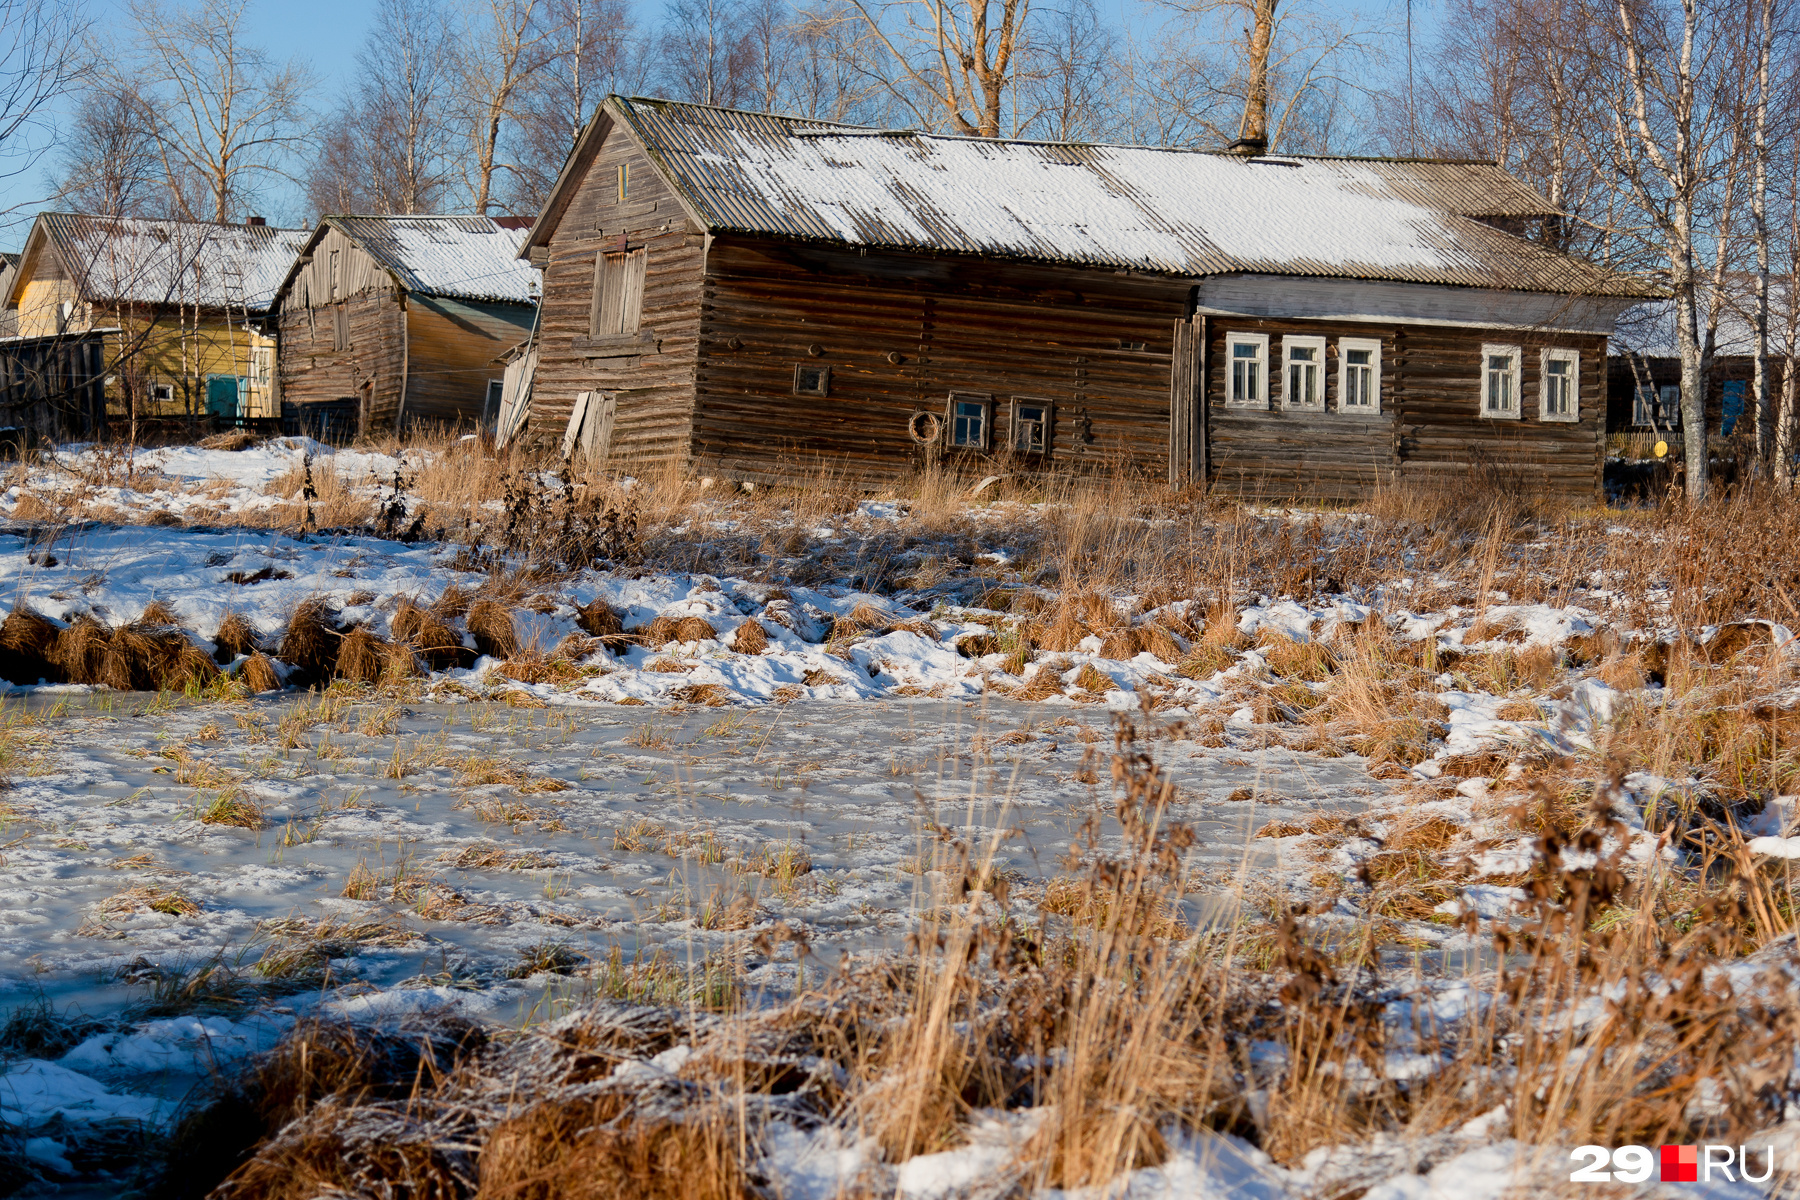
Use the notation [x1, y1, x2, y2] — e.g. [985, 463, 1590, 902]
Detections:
[0, 694, 1393, 1019]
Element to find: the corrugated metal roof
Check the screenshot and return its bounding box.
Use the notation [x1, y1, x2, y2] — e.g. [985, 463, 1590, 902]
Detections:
[36, 213, 311, 312]
[615, 98, 1659, 298]
[327, 215, 539, 304]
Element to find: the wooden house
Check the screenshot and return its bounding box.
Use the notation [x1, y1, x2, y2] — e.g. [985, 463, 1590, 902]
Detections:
[511, 97, 1662, 500]
[268, 216, 539, 439]
[0, 253, 18, 339]
[3, 213, 310, 428]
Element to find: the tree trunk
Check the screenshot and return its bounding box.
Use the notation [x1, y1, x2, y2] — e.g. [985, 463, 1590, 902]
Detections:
[1235, 0, 1278, 152]
[1780, 357, 1797, 490]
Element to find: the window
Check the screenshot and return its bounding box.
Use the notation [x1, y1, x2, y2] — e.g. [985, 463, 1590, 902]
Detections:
[1282, 335, 1326, 409]
[250, 346, 273, 388]
[590, 247, 647, 336]
[151, 382, 174, 405]
[1338, 337, 1380, 413]
[483, 379, 504, 428]
[1227, 333, 1269, 407]
[1011, 398, 1052, 453]
[1481, 343, 1522, 418]
[1539, 348, 1578, 422]
[1660, 384, 1682, 428]
[1722, 380, 1746, 435]
[617, 163, 630, 205]
[793, 364, 830, 396]
[948, 393, 992, 449]
[332, 304, 349, 352]
[329, 249, 341, 301]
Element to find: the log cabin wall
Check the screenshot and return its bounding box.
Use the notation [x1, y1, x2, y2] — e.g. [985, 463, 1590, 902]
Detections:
[275, 228, 406, 434]
[525, 127, 704, 463]
[1205, 317, 1606, 501]
[400, 295, 534, 433]
[691, 237, 1190, 484]
[1204, 316, 1399, 501]
[1390, 327, 1606, 499]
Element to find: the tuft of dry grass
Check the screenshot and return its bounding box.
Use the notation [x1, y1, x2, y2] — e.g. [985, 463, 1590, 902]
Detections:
[0, 607, 60, 685]
[468, 599, 520, 659]
[278, 600, 340, 684]
[729, 618, 769, 654]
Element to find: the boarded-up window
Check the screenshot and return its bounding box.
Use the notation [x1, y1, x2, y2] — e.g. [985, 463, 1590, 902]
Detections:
[332, 303, 349, 352]
[590, 248, 647, 337]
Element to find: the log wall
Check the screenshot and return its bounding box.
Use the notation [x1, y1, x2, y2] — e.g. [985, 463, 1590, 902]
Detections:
[1204, 316, 1606, 501]
[691, 239, 1190, 483]
[524, 126, 704, 463]
[275, 290, 405, 435]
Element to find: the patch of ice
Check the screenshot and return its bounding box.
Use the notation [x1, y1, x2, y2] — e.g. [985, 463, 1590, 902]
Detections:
[1749, 836, 1800, 860]
[0, 1059, 171, 1126]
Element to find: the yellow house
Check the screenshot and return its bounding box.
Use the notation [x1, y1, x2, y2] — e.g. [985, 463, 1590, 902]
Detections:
[4, 213, 311, 424]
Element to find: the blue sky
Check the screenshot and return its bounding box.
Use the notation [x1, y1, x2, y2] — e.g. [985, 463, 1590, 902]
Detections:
[0, 0, 1433, 250]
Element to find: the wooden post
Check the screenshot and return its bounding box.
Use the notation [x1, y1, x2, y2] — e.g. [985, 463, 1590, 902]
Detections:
[1168, 317, 1202, 486]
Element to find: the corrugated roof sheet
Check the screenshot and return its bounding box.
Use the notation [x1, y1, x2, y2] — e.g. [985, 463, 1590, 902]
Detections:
[616, 98, 1658, 298]
[328, 215, 538, 304]
[38, 213, 311, 312]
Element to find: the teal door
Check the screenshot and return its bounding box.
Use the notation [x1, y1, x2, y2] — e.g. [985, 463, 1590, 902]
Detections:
[205, 376, 240, 419]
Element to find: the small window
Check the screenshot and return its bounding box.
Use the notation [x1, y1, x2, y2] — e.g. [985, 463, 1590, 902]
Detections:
[1011, 398, 1052, 453]
[151, 382, 174, 404]
[948, 393, 991, 449]
[1481, 343, 1522, 418]
[1282, 335, 1325, 409]
[590, 247, 647, 336]
[329, 248, 341, 300]
[1659, 383, 1682, 428]
[617, 163, 629, 205]
[1539, 348, 1578, 422]
[1227, 333, 1269, 408]
[793, 364, 830, 396]
[1722, 379, 1746, 435]
[1338, 337, 1380, 413]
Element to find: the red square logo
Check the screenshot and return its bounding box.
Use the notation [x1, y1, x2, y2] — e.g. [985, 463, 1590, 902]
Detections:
[1661, 1145, 1697, 1183]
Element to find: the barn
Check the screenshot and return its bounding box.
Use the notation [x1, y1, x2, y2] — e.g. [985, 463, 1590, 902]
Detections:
[511, 96, 1662, 499]
[270, 215, 539, 440]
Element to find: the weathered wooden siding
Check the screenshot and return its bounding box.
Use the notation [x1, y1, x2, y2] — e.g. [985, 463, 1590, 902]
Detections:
[691, 238, 1189, 483]
[286, 227, 392, 308]
[275, 291, 405, 434]
[1205, 317, 1400, 501]
[1391, 328, 1606, 499]
[526, 125, 704, 463]
[400, 296, 534, 432]
[1206, 319, 1605, 501]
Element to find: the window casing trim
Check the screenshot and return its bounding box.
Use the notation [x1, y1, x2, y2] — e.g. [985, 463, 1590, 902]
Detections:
[1226, 332, 1270, 409]
[1280, 334, 1327, 410]
[1009, 396, 1053, 454]
[1480, 342, 1523, 419]
[1336, 337, 1381, 414]
[946, 391, 993, 450]
[1538, 347, 1579, 423]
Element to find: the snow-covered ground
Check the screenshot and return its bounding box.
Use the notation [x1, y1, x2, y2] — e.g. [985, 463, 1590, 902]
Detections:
[1, 439, 1797, 1197]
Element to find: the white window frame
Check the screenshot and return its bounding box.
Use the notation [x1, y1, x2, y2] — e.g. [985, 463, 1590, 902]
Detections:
[1538, 348, 1578, 423]
[1226, 332, 1270, 409]
[1659, 384, 1682, 428]
[1337, 337, 1381, 415]
[150, 382, 175, 404]
[1480, 342, 1522, 419]
[1281, 334, 1327, 410]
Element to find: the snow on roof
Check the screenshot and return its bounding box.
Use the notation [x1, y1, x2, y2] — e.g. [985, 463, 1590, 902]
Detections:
[604, 98, 1658, 298]
[328, 216, 538, 304]
[35, 214, 311, 313]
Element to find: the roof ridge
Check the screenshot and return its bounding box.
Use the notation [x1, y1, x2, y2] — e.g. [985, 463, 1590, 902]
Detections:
[615, 94, 1502, 167]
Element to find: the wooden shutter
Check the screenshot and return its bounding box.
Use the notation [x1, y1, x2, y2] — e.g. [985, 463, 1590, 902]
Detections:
[1169, 318, 1203, 485]
[590, 249, 647, 337]
[584, 393, 618, 464]
[562, 391, 593, 460]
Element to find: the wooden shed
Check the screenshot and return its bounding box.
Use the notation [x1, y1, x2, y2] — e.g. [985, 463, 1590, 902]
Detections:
[270, 216, 539, 438]
[512, 96, 1662, 500]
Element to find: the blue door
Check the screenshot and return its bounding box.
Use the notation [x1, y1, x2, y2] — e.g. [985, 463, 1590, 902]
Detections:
[205, 376, 240, 420]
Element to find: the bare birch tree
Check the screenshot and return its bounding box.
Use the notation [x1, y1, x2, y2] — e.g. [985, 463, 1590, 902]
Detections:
[124, 0, 316, 223]
[509, 0, 648, 211]
[52, 84, 164, 216]
[844, 0, 1034, 135]
[456, 0, 558, 214]
[0, 0, 95, 214]
[657, 0, 755, 108]
[307, 0, 458, 216]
